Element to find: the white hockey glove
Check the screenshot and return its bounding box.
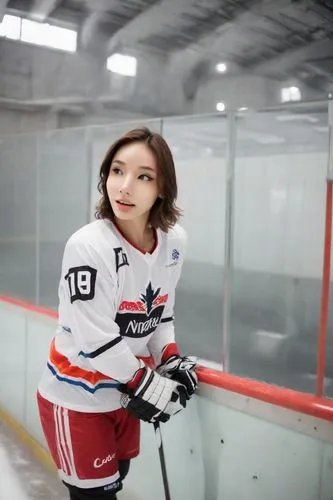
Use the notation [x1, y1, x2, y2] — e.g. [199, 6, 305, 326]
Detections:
[119, 364, 187, 423]
[157, 355, 198, 400]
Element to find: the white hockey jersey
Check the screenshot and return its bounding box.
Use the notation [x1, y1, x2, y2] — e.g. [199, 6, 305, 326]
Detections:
[38, 218, 187, 412]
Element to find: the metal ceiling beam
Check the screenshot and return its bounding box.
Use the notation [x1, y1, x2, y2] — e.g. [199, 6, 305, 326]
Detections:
[303, 61, 333, 83]
[172, 0, 300, 100]
[106, 0, 200, 55]
[30, 0, 62, 22]
[0, 0, 10, 23]
[81, 11, 102, 48]
[171, 0, 296, 66]
[253, 39, 333, 75]
[80, 0, 119, 49]
[5, 0, 83, 25]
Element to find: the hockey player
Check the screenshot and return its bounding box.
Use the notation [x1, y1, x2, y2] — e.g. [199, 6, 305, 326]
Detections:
[37, 126, 198, 500]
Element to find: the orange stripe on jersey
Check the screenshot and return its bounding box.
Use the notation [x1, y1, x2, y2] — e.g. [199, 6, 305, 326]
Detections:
[49, 339, 113, 385]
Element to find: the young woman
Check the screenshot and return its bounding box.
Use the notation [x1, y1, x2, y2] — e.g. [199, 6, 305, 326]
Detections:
[37, 126, 198, 500]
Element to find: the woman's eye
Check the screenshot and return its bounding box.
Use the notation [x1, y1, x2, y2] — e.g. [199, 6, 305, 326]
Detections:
[111, 167, 122, 175]
[139, 174, 153, 181]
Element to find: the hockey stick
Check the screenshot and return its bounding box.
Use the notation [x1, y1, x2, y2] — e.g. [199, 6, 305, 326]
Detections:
[153, 420, 171, 500]
[120, 394, 171, 499]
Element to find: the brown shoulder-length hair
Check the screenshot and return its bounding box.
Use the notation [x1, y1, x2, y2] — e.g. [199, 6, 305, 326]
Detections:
[95, 126, 182, 232]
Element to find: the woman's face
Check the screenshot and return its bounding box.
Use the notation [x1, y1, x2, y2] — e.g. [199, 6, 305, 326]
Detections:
[107, 142, 160, 224]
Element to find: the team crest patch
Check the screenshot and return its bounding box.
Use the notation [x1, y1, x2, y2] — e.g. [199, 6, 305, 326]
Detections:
[172, 249, 180, 261]
[116, 282, 168, 338]
[166, 248, 180, 267]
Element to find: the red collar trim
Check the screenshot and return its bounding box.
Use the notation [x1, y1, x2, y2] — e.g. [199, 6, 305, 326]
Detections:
[112, 220, 158, 255]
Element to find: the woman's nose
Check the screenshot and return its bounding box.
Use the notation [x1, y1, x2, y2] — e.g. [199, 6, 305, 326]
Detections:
[119, 175, 133, 195]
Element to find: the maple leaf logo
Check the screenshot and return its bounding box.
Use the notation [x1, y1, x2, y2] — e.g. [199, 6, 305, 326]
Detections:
[140, 282, 161, 315]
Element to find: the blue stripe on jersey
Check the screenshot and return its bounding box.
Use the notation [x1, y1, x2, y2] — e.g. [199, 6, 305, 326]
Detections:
[47, 363, 120, 393]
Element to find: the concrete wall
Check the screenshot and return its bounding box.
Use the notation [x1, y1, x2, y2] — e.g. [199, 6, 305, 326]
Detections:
[0, 37, 310, 133]
[0, 38, 103, 100]
[0, 108, 57, 134]
[0, 107, 155, 134]
[193, 74, 280, 113]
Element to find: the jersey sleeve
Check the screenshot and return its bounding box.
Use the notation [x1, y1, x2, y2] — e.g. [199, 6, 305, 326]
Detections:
[58, 237, 140, 383]
[147, 226, 187, 365]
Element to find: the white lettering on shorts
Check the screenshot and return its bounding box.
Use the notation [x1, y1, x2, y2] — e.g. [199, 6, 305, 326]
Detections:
[93, 453, 116, 469]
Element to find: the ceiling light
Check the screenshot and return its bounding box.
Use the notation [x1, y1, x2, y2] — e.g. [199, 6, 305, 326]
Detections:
[216, 62, 227, 73]
[216, 102, 226, 112]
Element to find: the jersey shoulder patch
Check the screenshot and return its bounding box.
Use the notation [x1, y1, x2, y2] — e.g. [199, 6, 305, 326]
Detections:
[65, 265, 97, 303]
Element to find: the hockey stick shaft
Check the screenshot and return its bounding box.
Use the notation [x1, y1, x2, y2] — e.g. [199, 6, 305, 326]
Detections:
[153, 421, 171, 500]
[120, 394, 171, 498]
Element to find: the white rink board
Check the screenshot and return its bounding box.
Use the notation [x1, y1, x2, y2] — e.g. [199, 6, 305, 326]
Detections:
[0, 300, 333, 500]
